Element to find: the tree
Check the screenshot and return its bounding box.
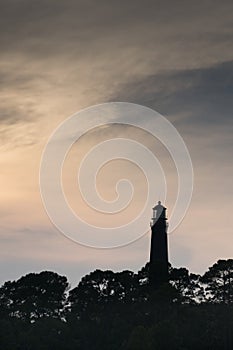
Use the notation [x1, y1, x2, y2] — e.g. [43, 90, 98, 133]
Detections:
[169, 267, 203, 303]
[68, 269, 137, 320]
[201, 259, 233, 304]
[125, 326, 150, 350]
[68, 269, 114, 319]
[0, 261, 232, 349]
[201, 260, 233, 349]
[0, 271, 69, 322]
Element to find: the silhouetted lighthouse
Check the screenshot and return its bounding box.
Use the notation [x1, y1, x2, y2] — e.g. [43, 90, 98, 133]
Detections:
[149, 201, 169, 288]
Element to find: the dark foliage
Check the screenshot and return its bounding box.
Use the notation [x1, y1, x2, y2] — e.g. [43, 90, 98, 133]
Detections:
[0, 260, 232, 349]
[0, 271, 69, 321]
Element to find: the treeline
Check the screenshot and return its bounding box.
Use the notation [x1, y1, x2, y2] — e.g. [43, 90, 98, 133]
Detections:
[0, 259, 232, 350]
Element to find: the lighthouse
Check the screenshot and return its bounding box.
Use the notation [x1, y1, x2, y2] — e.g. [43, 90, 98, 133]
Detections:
[149, 201, 169, 288]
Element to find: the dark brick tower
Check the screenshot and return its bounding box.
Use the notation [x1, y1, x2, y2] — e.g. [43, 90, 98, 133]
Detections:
[149, 201, 169, 288]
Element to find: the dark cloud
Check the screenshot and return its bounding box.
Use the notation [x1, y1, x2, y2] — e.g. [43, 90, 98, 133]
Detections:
[1, 0, 233, 62]
[0, 102, 38, 125]
[110, 60, 233, 130]
[0, 0, 233, 285]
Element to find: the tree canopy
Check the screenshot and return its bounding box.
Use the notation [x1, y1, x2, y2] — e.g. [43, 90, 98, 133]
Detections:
[0, 259, 232, 349]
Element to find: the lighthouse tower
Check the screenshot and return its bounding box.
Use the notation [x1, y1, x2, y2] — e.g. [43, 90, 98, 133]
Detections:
[149, 201, 169, 288]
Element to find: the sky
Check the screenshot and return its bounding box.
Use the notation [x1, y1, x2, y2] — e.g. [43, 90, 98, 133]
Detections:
[0, 0, 233, 287]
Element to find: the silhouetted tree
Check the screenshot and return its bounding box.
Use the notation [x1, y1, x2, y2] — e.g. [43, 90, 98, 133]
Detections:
[125, 325, 150, 350]
[0, 271, 69, 322]
[169, 267, 204, 303]
[68, 269, 137, 320]
[200, 260, 233, 350]
[201, 259, 233, 304]
[0, 260, 232, 349]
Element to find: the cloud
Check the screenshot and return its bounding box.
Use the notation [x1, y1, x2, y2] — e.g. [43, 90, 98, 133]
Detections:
[109, 60, 233, 127]
[0, 0, 233, 286]
[1, 0, 233, 65]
